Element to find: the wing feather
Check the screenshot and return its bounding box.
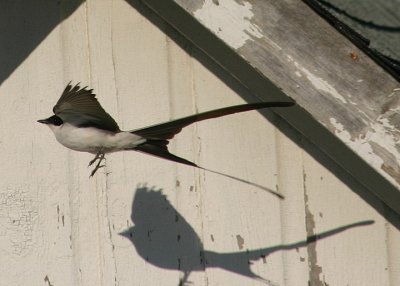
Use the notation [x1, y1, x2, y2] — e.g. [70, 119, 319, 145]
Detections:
[53, 83, 120, 132]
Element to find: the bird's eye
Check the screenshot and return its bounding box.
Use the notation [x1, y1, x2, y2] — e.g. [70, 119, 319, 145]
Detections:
[51, 116, 63, 126]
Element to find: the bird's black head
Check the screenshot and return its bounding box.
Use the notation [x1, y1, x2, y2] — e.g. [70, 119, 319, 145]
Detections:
[37, 115, 63, 126]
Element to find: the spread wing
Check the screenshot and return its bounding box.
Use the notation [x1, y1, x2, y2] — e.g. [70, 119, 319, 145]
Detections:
[53, 83, 120, 132]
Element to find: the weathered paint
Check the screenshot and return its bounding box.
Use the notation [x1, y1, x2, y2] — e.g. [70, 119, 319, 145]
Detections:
[193, 0, 263, 49]
[139, 0, 400, 214]
[0, 0, 399, 285]
[330, 115, 400, 186]
[303, 172, 325, 286]
[287, 55, 347, 104]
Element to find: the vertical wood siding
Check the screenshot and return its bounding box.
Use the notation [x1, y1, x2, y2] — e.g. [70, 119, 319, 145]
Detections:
[0, 1, 398, 285]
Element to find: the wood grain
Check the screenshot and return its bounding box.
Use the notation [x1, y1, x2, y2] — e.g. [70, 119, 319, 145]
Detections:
[0, 0, 398, 285]
[139, 0, 400, 215]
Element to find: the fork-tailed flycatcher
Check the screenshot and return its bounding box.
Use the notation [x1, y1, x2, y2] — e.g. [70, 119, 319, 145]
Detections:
[38, 83, 294, 177]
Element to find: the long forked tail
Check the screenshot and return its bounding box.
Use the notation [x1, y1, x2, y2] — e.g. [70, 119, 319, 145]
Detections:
[133, 139, 198, 167]
[130, 101, 294, 168]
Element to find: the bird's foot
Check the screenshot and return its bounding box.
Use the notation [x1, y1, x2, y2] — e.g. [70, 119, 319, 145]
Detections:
[88, 153, 105, 178]
[89, 164, 105, 177]
[88, 152, 102, 167]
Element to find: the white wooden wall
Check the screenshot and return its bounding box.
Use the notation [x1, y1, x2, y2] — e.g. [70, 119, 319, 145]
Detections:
[0, 1, 399, 285]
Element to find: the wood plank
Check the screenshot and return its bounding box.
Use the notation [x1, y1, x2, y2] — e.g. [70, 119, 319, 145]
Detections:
[191, 60, 285, 285]
[137, 0, 400, 214]
[0, 0, 399, 285]
[302, 152, 390, 286]
[275, 132, 310, 285]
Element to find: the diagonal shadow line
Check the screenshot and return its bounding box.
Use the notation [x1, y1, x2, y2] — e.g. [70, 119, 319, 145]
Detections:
[0, 0, 83, 86]
[121, 185, 375, 285]
[125, 0, 400, 229]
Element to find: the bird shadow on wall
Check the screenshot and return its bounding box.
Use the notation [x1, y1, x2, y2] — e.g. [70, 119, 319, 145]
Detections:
[120, 185, 374, 286]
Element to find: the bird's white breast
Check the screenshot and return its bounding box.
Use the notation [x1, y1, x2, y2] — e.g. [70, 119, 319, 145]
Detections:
[48, 123, 146, 154]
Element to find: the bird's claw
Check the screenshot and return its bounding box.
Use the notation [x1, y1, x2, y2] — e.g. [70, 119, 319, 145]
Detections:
[88, 152, 102, 167]
[89, 165, 105, 177]
[88, 158, 97, 167]
[88, 153, 106, 178]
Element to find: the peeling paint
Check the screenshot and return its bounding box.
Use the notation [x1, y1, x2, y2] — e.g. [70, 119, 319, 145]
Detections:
[382, 164, 400, 184]
[287, 55, 347, 103]
[0, 187, 38, 255]
[330, 117, 400, 185]
[236, 234, 245, 250]
[194, 0, 263, 49]
[303, 171, 326, 286]
[382, 88, 400, 114]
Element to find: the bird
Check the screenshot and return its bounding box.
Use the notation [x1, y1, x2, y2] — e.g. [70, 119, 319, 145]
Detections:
[38, 83, 294, 177]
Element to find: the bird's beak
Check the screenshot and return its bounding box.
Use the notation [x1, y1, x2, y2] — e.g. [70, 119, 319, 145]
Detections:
[37, 118, 49, 124]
